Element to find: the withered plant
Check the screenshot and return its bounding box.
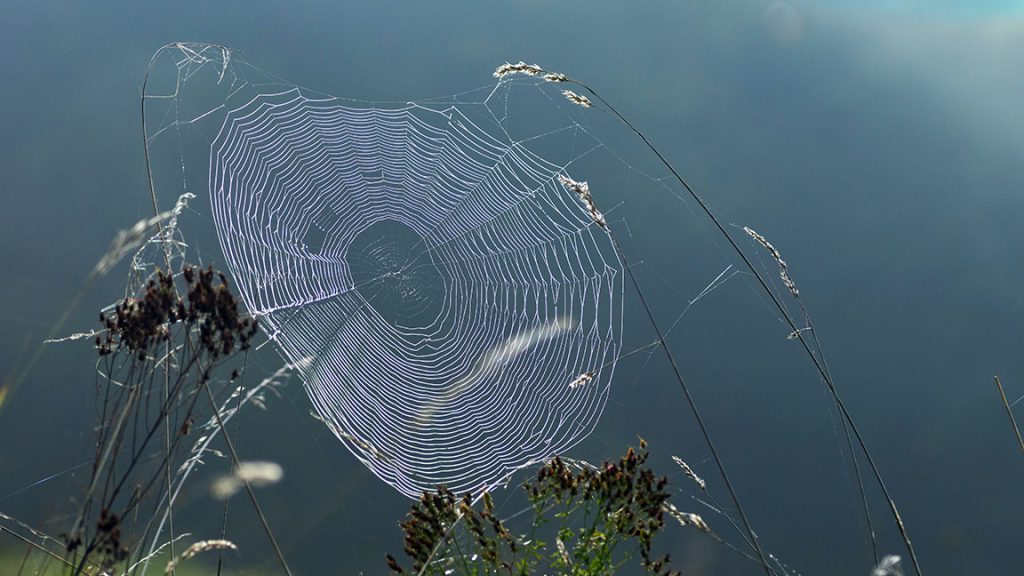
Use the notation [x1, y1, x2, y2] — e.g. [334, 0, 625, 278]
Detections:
[388, 441, 703, 576]
[64, 265, 258, 575]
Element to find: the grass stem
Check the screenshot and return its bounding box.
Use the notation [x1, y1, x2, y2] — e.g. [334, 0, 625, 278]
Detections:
[993, 376, 1024, 453]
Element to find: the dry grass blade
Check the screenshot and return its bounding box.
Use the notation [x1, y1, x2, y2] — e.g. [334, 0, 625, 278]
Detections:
[1, 511, 67, 552]
[143, 363, 293, 573]
[0, 523, 80, 572]
[993, 376, 1024, 453]
[164, 539, 237, 574]
[671, 455, 706, 490]
[562, 89, 592, 108]
[92, 192, 194, 278]
[743, 226, 799, 298]
[44, 330, 103, 344]
[663, 502, 710, 533]
[560, 456, 598, 472]
[493, 61, 543, 78]
[121, 533, 190, 576]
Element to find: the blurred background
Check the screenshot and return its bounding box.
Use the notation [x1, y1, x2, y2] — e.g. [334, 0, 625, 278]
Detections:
[1, 1, 1022, 574]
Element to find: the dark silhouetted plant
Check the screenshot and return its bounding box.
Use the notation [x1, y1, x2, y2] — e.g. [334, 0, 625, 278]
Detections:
[388, 440, 687, 576]
[65, 265, 257, 575]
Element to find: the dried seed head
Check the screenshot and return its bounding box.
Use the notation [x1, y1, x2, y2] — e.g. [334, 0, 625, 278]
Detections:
[671, 456, 706, 490]
[558, 174, 607, 230]
[743, 226, 800, 297]
[493, 61, 544, 78]
[165, 539, 237, 574]
[562, 89, 592, 108]
[663, 502, 710, 533]
[493, 61, 571, 84]
[569, 371, 595, 390]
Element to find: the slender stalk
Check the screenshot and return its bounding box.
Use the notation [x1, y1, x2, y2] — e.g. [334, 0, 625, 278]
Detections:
[610, 234, 775, 576]
[994, 376, 1024, 453]
[201, 378, 293, 576]
[162, 339, 176, 569]
[2, 526, 81, 572]
[141, 44, 175, 574]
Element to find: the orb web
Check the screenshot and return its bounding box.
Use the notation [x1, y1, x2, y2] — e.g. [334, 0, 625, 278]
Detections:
[208, 89, 623, 497]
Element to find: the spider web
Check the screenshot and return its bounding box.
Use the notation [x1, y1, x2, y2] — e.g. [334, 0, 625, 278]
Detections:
[148, 44, 623, 498]
[210, 93, 624, 497]
[138, 43, 904, 573]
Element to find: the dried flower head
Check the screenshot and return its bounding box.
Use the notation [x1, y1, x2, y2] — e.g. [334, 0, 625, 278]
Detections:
[558, 174, 607, 230]
[663, 502, 710, 533]
[493, 61, 544, 78]
[562, 89, 592, 108]
[96, 266, 259, 359]
[493, 61, 572, 85]
[93, 192, 195, 278]
[743, 226, 799, 297]
[164, 539, 237, 574]
[569, 371, 595, 390]
[670, 456, 706, 490]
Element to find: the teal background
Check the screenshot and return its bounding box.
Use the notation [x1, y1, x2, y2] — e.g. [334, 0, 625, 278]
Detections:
[2, 2, 1023, 574]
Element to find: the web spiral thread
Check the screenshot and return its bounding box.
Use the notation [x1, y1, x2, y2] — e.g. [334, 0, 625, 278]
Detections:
[209, 89, 623, 497]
